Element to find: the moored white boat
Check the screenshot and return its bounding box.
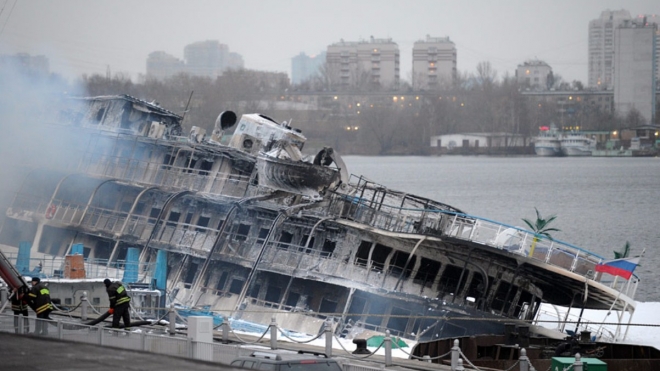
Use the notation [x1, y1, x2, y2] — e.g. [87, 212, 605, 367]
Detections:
[533, 125, 562, 156]
[560, 132, 597, 156]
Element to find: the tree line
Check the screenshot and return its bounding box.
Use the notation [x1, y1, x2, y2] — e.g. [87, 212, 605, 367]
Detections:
[74, 63, 653, 156]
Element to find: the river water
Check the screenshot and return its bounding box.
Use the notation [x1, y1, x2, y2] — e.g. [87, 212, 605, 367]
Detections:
[342, 155, 660, 302]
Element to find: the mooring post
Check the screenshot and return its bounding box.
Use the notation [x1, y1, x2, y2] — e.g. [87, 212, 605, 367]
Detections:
[221, 315, 229, 344]
[270, 317, 278, 350]
[451, 339, 460, 371]
[384, 330, 393, 367]
[573, 353, 583, 371]
[0, 284, 7, 307]
[324, 319, 333, 358]
[519, 348, 529, 371]
[169, 304, 176, 335]
[80, 291, 88, 321]
[455, 358, 465, 371]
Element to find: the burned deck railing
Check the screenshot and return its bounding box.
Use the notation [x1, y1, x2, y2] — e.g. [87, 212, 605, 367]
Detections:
[77, 151, 253, 198]
[8, 195, 221, 258]
[328, 179, 638, 299]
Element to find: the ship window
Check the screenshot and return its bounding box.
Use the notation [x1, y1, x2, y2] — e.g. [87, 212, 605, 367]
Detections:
[256, 228, 270, 244]
[319, 298, 338, 315]
[196, 216, 210, 231]
[264, 286, 281, 306]
[389, 251, 414, 278]
[186, 157, 197, 173]
[513, 290, 534, 319]
[183, 262, 198, 288]
[92, 297, 100, 305]
[250, 284, 260, 299]
[346, 295, 367, 323]
[149, 208, 161, 219]
[300, 235, 315, 253]
[120, 201, 132, 213]
[321, 240, 336, 258]
[388, 306, 411, 335]
[184, 212, 193, 224]
[285, 292, 300, 308]
[215, 272, 228, 294]
[65, 298, 72, 305]
[414, 258, 440, 287]
[355, 241, 372, 266]
[94, 107, 105, 123]
[466, 273, 486, 302]
[199, 159, 213, 176]
[438, 264, 463, 295]
[365, 297, 387, 327]
[371, 244, 392, 272]
[277, 231, 293, 250]
[491, 281, 514, 313]
[167, 211, 180, 227]
[234, 223, 251, 242]
[228, 279, 244, 295]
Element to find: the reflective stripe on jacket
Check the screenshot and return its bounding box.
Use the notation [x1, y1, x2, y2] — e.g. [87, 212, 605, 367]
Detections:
[27, 283, 53, 314]
[10, 292, 28, 312]
[107, 281, 131, 308]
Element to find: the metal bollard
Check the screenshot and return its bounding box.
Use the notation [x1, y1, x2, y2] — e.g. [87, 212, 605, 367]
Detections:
[169, 305, 176, 335]
[573, 353, 583, 371]
[270, 317, 278, 350]
[519, 348, 529, 371]
[455, 358, 465, 371]
[451, 339, 460, 371]
[422, 355, 432, 363]
[0, 284, 7, 307]
[80, 291, 88, 321]
[221, 315, 229, 344]
[384, 330, 393, 367]
[324, 319, 333, 358]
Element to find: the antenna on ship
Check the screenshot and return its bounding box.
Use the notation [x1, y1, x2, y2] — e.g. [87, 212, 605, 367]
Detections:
[181, 90, 194, 127]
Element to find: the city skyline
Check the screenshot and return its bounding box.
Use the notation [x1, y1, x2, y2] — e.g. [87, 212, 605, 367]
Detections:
[0, 0, 657, 84]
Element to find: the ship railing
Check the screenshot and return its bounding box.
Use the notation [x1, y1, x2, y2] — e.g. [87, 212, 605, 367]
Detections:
[78, 152, 252, 198]
[534, 305, 617, 342]
[441, 212, 640, 298]
[0, 254, 155, 282]
[326, 188, 638, 299]
[8, 194, 221, 257]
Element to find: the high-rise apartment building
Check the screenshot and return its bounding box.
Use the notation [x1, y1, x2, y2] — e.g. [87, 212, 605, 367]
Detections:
[291, 52, 326, 85]
[326, 37, 399, 89]
[184, 40, 230, 78]
[412, 36, 456, 90]
[588, 9, 632, 89]
[614, 18, 657, 124]
[515, 60, 553, 91]
[146, 51, 184, 80]
[146, 41, 244, 81]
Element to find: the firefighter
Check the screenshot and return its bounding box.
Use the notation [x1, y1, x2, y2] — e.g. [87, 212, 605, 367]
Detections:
[9, 286, 29, 334]
[103, 279, 131, 329]
[26, 277, 53, 335]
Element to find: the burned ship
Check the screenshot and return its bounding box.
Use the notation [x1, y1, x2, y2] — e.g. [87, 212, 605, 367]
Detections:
[0, 95, 640, 343]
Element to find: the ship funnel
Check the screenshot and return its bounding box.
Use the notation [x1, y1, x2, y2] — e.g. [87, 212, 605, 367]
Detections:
[210, 111, 237, 143]
[216, 111, 237, 130]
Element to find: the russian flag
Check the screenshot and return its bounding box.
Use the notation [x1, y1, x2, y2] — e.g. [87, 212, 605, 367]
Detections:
[595, 257, 640, 280]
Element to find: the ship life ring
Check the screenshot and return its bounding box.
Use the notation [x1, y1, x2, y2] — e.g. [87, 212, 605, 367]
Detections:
[45, 204, 57, 219]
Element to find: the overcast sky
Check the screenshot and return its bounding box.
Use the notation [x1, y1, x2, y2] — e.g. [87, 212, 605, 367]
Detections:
[0, 0, 657, 84]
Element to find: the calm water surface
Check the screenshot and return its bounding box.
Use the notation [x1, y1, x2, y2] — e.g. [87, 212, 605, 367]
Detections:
[342, 155, 660, 302]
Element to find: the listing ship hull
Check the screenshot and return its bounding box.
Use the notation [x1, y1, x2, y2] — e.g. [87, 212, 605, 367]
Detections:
[0, 95, 639, 346]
